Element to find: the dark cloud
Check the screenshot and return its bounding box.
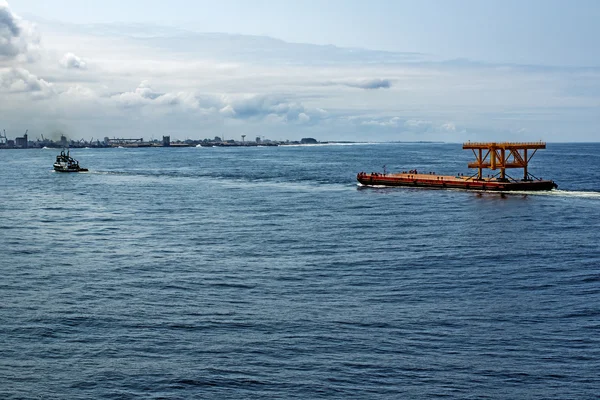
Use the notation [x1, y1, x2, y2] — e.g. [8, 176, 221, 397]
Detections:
[323, 78, 392, 90]
[0, 2, 38, 61]
[344, 78, 392, 90]
[0, 4, 19, 35]
[0, 2, 21, 58]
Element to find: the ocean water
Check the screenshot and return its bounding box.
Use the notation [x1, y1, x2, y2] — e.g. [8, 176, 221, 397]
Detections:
[1, 142, 599, 399]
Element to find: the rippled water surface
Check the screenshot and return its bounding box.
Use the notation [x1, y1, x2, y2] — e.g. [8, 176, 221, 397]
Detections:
[1, 143, 599, 399]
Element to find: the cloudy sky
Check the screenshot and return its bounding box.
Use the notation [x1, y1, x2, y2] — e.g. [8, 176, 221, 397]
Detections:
[1, 0, 599, 142]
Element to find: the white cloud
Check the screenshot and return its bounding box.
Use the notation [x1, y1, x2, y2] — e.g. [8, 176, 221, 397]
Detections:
[219, 104, 235, 116]
[61, 84, 97, 99]
[404, 119, 432, 129]
[59, 52, 87, 69]
[404, 119, 425, 127]
[362, 117, 401, 127]
[217, 94, 317, 123]
[111, 81, 198, 108]
[0, 67, 54, 97]
[358, 118, 466, 137]
[440, 122, 456, 132]
[106, 82, 320, 124]
[1, 17, 599, 142]
[298, 112, 310, 123]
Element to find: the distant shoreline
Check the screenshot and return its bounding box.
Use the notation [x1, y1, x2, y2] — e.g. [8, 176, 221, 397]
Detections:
[0, 140, 456, 150]
[4, 141, 590, 150]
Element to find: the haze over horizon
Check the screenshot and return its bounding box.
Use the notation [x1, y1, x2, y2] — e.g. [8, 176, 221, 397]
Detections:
[1, 0, 599, 142]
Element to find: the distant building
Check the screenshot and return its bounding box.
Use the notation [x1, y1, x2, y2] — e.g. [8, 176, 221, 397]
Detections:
[60, 135, 68, 147]
[163, 136, 171, 146]
[300, 137, 318, 144]
[15, 133, 28, 148]
[255, 136, 261, 143]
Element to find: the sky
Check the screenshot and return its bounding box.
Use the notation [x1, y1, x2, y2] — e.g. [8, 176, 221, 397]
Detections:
[1, 0, 599, 142]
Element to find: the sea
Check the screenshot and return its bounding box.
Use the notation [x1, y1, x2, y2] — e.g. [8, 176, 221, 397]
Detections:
[1, 142, 599, 399]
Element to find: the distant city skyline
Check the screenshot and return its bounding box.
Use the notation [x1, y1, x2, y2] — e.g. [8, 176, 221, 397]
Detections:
[1, 0, 599, 142]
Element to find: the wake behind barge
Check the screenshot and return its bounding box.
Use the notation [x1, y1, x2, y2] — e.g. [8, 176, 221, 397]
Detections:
[357, 142, 558, 191]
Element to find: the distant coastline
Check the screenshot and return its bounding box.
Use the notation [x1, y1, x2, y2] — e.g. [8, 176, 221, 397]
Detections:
[0, 134, 345, 149]
[1, 132, 498, 150]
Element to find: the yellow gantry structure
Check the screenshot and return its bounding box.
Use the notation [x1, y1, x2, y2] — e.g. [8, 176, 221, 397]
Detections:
[462, 142, 546, 180]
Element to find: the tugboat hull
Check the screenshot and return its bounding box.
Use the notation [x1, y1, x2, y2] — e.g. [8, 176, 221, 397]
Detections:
[53, 165, 88, 173]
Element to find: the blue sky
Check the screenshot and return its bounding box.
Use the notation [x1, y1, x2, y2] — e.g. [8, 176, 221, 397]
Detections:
[13, 0, 600, 66]
[2, 0, 599, 141]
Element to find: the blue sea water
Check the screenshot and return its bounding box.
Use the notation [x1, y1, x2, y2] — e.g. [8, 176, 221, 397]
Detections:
[1, 142, 599, 399]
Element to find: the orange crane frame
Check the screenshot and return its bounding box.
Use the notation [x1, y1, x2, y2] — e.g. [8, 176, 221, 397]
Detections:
[462, 142, 546, 181]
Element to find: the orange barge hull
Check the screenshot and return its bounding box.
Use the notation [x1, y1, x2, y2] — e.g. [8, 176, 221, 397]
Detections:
[357, 173, 558, 191]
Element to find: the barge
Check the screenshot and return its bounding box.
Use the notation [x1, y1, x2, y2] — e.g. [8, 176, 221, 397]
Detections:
[357, 142, 557, 191]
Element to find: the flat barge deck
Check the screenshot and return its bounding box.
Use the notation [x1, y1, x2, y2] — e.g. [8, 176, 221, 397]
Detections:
[357, 141, 558, 191]
[357, 172, 557, 191]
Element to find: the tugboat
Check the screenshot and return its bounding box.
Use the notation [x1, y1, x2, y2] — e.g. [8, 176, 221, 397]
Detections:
[357, 142, 558, 191]
[53, 148, 88, 172]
